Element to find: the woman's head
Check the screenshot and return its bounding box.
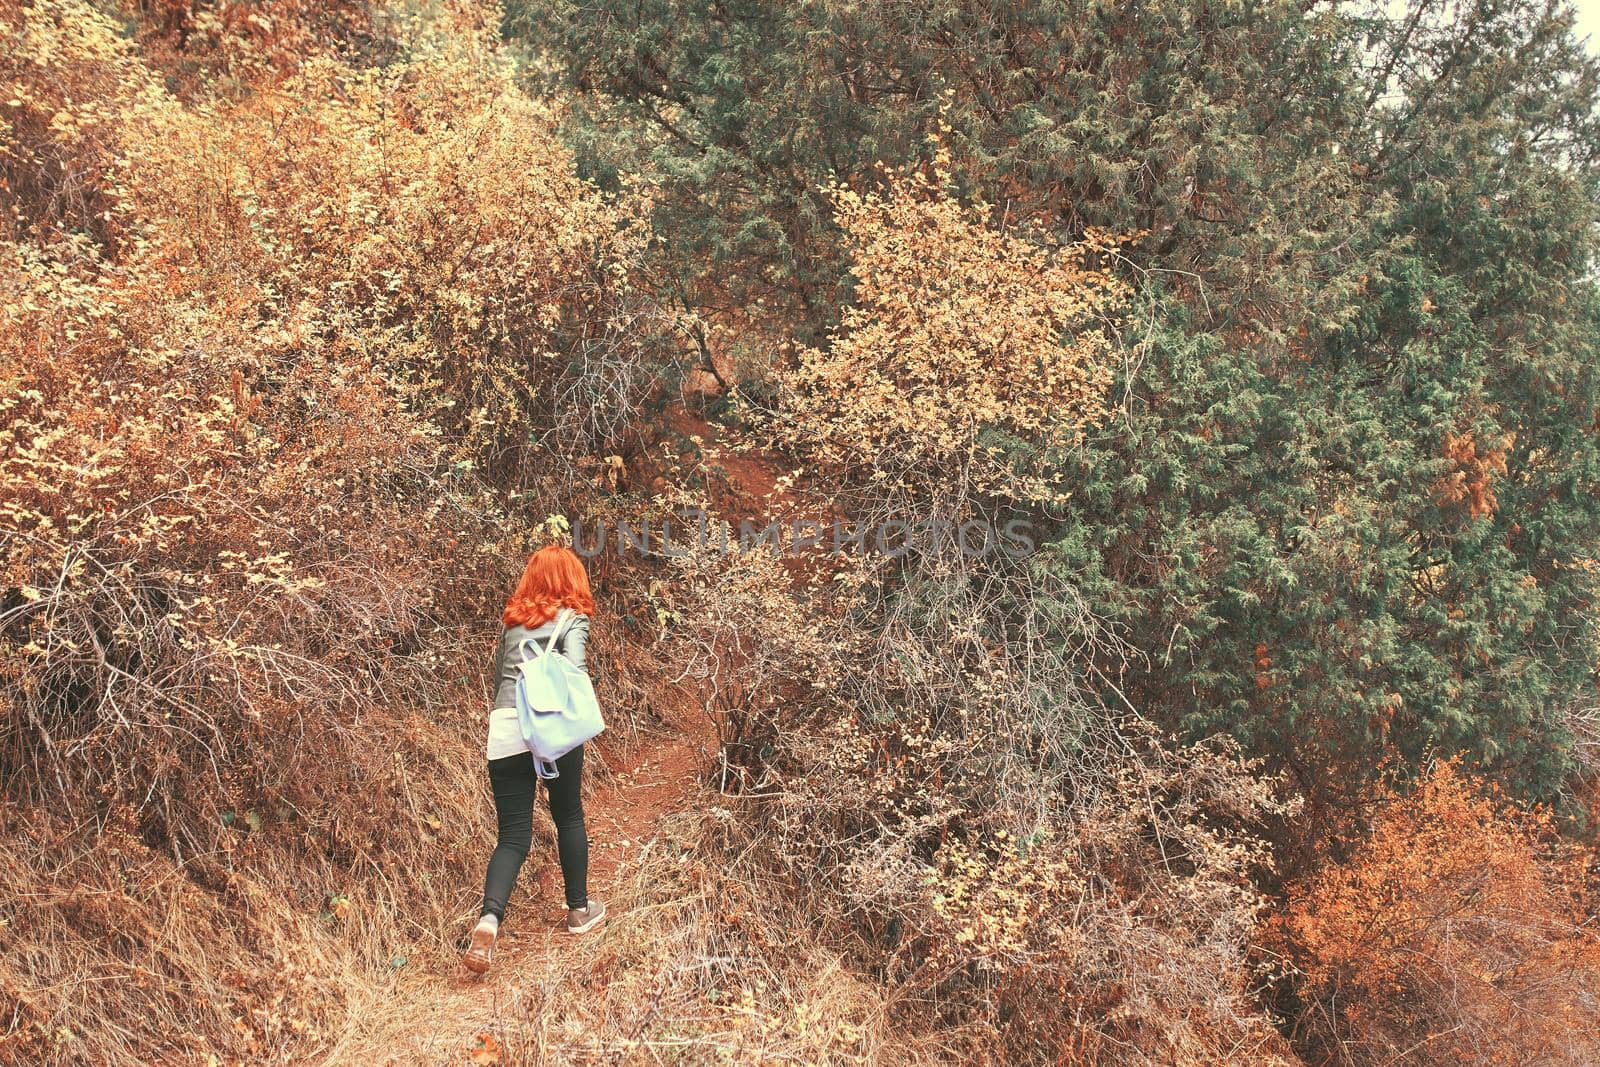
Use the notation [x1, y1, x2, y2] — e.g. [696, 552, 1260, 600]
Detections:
[502, 545, 596, 628]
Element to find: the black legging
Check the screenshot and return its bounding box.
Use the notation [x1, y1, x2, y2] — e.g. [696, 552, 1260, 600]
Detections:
[480, 745, 588, 920]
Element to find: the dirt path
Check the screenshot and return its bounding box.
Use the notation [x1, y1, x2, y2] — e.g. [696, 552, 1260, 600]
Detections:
[325, 714, 715, 1065]
[325, 405, 782, 1065]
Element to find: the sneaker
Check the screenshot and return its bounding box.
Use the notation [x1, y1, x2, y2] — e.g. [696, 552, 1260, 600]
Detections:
[463, 916, 497, 974]
[565, 899, 606, 935]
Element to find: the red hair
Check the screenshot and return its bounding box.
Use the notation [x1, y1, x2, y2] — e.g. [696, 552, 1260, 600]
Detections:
[502, 545, 596, 628]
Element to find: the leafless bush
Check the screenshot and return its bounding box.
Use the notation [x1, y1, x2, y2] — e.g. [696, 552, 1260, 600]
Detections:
[639, 461, 1301, 1063]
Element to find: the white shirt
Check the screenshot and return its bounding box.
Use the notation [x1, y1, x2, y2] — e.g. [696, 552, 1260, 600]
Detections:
[486, 706, 528, 762]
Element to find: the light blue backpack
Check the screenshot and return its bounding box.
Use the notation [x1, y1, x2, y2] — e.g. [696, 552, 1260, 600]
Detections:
[513, 608, 604, 778]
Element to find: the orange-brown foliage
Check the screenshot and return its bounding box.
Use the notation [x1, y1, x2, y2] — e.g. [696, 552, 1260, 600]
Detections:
[1435, 430, 1513, 519]
[1281, 759, 1600, 1064]
[0, 3, 649, 1061]
[124, 0, 374, 92]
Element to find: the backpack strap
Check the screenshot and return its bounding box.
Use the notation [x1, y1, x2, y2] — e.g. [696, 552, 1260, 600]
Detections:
[519, 608, 574, 661]
[543, 607, 574, 655]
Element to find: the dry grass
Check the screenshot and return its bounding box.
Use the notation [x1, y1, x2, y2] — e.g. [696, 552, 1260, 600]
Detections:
[0, 698, 482, 1063]
[326, 803, 972, 1066]
[0, 619, 680, 1066]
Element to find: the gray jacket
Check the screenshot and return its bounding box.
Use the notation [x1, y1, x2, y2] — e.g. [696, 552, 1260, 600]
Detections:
[490, 611, 591, 710]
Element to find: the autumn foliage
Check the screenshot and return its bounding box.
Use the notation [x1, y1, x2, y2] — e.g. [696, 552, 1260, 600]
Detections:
[1282, 760, 1600, 1063]
[1435, 430, 1514, 520]
[776, 154, 1128, 505]
[1, 1, 647, 1060]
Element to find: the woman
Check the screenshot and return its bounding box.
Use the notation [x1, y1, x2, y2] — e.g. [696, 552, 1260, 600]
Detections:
[464, 545, 606, 975]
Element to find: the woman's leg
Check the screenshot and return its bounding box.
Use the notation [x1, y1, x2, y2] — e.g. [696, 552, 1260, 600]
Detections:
[542, 744, 589, 910]
[481, 751, 537, 922]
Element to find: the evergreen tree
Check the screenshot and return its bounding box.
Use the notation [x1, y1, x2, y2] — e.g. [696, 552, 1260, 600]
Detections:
[516, 0, 1600, 810]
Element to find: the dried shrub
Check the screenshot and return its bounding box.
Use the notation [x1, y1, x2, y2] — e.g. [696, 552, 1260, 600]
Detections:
[792, 707, 1301, 1065]
[640, 492, 1300, 1062]
[773, 146, 1130, 507]
[123, 0, 377, 92]
[0, 3, 653, 1061]
[652, 536, 856, 792]
[1281, 759, 1600, 1064]
[899, 729, 1300, 1064]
